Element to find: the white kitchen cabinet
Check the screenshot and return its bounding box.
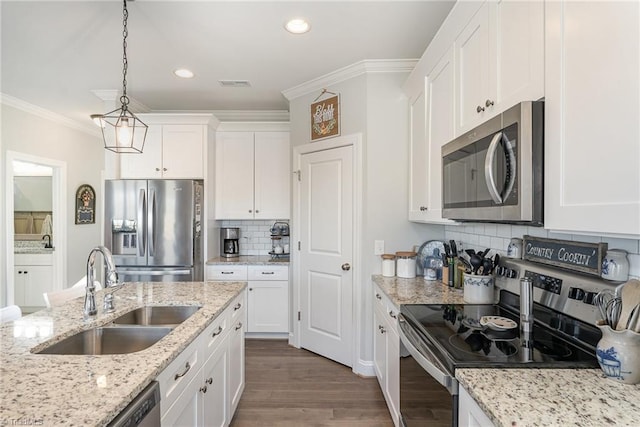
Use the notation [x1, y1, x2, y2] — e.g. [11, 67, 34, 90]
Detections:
[14, 254, 53, 309]
[407, 86, 428, 220]
[455, 0, 544, 135]
[215, 131, 290, 220]
[373, 284, 400, 426]
[159, 290, 245, 426]
[206, 265, 249, 281]
[120, 124, 205, 179]
[544, 1, 640, 237]
[247, 265, 288, 333]
[459, 385, 495, 427]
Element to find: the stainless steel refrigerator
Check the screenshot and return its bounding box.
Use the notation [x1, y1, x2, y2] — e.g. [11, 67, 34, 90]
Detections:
[104, 179, 203, 282]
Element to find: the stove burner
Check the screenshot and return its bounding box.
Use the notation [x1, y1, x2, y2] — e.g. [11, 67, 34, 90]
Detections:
[448, 330, 519, 358]
[533, 337, 573, 360]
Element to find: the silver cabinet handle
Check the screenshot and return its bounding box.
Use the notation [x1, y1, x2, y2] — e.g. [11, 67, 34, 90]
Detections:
[261, 272, 275, 275]
[249, 210, 252, 213]
[389, 310, 397, 319]
[379, 325, 386, 334]
[200, 385, 207, 393]
[419, 206, 428, 211]
[163, 168, 167, 171]
[234, 303, 241, 311]
[375, 293, 382, 300]
[249, 288, 253, 291]
[235, 322, 243, 331]
[212, 326, 223, 337]
[485, 99, 494, 108]
[342, 263, 351, 271]
[174, 362, 191, 380]
[206, 377, 213, 385]
[255, 210, 259, 213]
[221, 271, 234, 275]
[477, 105, 485, 113]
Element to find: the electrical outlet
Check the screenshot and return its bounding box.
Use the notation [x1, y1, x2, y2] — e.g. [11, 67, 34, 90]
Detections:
[374, 240, 385, 255]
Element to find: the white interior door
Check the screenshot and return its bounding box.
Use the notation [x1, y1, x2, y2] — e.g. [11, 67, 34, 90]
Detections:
[299, 145, 353, 367]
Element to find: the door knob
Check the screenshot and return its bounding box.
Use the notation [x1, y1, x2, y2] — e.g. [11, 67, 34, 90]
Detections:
[341, 263, 351, 271]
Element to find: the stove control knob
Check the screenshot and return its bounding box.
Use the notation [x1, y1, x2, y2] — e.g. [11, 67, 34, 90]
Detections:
[506, 269, 518, 279]
[568, 287, 585, 300]
[583, 291, 597, 305]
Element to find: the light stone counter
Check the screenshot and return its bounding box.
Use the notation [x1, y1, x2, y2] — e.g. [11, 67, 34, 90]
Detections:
[372, 274, 465, 306]
[207, 255, 289, 265]
[14, 240, 55, 254]
[457, 368, 640, 427]
[0, 281, 245, 426]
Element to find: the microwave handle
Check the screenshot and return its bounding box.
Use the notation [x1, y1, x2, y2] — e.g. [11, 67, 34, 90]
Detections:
[484, 132, 516, 204]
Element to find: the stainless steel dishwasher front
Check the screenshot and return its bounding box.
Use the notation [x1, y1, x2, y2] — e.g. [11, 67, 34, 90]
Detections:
[108, 381, 161, 427]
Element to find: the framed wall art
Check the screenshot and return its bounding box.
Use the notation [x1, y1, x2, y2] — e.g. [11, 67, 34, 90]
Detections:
[311, 90, 340, 141]
[75, 184, 96, 224]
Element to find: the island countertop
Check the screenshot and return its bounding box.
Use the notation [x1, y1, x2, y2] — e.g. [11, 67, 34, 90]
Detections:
[372, 274, 465, 306]
[0, 281, 245, 426]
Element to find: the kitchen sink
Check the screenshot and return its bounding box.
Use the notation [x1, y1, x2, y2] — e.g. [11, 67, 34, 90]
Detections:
[112, 305, 201, 327]
[35, 326, 172, 355]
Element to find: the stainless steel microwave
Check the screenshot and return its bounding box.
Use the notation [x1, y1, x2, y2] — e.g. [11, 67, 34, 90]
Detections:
[441, 101, 544, 225]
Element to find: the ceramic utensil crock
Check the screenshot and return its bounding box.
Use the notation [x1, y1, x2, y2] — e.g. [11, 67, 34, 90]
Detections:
[596, 321, 640, 384]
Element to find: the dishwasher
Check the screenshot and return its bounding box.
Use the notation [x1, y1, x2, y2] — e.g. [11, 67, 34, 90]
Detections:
[108, 381, 161, 427]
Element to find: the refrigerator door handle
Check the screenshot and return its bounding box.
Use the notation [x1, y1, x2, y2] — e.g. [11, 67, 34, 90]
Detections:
[137, 189, 146, 257]
[149, 188, 156, 257]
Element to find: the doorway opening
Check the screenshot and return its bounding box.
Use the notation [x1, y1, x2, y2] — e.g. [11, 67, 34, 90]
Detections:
[4, 151, 67, 308]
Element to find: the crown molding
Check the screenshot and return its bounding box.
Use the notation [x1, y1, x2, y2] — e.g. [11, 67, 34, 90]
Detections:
[282, 59, 418, 101]
[1, 93, 101, 137]
[216, 121, 290, 132]
[211, 110, 290, 122]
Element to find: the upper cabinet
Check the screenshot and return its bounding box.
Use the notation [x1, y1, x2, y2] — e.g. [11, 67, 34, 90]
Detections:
[455, 0, 544, 135]
[215, 131, 290, 220]
[544, 1, 640, 236]
[118, 114, 213, 180]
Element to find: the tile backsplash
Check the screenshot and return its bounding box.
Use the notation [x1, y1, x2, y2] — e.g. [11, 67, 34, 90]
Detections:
[444, 224, 640, 279]
[219, 220, 289, 256]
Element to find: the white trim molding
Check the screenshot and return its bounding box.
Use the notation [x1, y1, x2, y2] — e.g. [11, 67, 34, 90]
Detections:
[282, 59, 418, 101]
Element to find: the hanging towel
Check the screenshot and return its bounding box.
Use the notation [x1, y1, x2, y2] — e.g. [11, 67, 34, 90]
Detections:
[41, 214, 53, 236]
[25, 214, 35, 234]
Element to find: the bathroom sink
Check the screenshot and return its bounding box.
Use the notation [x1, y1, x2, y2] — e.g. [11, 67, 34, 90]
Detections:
[112, 305, 201, 327]
[35, 326, 172, 355]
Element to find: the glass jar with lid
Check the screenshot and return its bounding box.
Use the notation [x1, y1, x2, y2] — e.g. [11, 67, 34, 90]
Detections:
[396, 251, 417, 279]
[381, 254, 396, 277]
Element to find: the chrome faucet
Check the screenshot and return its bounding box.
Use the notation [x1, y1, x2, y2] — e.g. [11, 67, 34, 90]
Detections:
[84, 246, 118, 316]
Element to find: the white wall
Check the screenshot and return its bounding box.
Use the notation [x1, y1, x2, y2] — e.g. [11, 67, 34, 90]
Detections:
[1, 104, 104, 292]
[288, 69, 444, 368]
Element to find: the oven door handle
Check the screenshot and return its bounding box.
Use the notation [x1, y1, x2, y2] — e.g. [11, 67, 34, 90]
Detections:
[398, 314, 458, 395]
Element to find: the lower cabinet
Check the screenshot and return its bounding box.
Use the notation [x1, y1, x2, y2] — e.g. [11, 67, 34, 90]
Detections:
[158, 290, 245, 426]
[247, 265, 288, 333]
[458, 385, 495, 427]
[14, 254, 54, 309]
[373, 284, 400, 426]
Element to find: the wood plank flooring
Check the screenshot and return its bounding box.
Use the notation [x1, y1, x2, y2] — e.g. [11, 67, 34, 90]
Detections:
[230, 339, 393, 427]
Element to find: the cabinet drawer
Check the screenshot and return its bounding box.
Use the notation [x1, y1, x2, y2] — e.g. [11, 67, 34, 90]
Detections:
[248, 265, 288, 281]
[374, 285, 399, 334]
[201, 308, 229, 357]
[14, 253, 53, 266]
[207, 265, 248, 281]
[229, 291, 246, 325]
[157, 337, 202, 414]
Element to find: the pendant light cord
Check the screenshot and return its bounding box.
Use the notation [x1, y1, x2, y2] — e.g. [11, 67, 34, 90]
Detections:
[120, 0, 129, 111]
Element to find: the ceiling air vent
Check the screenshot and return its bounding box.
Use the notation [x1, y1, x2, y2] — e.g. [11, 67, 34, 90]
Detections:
[218, 80, 251, 87]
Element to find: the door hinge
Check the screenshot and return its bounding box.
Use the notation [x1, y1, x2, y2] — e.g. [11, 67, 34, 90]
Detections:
[294, 170, 301, 181]
[298, 241, 301, 251]
[298, 311, 301, 321]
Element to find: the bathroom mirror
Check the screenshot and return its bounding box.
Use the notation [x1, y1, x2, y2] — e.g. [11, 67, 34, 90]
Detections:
[13, 160, 53, 238]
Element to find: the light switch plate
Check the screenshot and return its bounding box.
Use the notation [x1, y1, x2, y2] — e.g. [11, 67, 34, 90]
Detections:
[374, 240, 385, 255]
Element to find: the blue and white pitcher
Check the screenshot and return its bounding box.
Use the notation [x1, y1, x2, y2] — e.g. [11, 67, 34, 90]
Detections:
[596, 321, 640, 384]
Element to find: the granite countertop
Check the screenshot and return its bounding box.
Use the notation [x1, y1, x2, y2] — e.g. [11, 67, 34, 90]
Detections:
[207, 255, 289, 265]
[456, 368, 640, 427]
[372, 274, 465, 306]
[0, 281, 246, 426]
[14, 240, 55, 255]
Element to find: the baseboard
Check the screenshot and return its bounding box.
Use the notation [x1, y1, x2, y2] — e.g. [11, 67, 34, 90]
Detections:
[244, 332, 289, 339]
[353, 358, 376, 377]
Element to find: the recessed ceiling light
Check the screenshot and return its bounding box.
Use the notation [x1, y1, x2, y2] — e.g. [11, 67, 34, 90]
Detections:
[285, 18, 311, 34]
[174, 68, 194, 79]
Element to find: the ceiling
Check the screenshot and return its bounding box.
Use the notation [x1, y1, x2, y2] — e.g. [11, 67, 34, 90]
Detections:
[1, 1, 454, 128]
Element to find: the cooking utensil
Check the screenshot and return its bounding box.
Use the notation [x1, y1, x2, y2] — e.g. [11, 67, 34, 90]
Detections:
[482, 258, 493, 275]
[449, 240, 458, 257]
[594, 290, 615, 323]
[626, 303, 640, 331]
[617, 279, 640, 331]
[606, 297, 623, 329]
[469, 253, 483, 274]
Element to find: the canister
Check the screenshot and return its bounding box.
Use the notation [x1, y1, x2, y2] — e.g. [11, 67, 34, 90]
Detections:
[381, 254, 396, 277]
[395, 251, 417, 279]
[602, 249, 630, 282]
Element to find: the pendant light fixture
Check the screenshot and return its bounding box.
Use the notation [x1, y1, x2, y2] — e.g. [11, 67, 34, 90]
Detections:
[93, 0, 147, 153]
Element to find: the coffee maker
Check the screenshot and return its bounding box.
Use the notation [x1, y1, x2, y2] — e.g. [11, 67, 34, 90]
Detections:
[220, 227, 240, 258]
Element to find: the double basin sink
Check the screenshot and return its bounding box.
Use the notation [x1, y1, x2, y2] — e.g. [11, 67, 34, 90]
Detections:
[36, 305, 201, 356]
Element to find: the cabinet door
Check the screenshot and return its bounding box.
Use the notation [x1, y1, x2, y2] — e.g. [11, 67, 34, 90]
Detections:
[13, 267, 26, 306]
[545, 1, 640, 236]
[215, 132, 255, 219]
[161, 373, 201, 427]
[228, 315, 245, 416]
[120, 125, 163, 179]
[373, 307, 386, 385]
[408, 89, 429, 221]
[456, 2, 490, 134]
[202, 337, 228, 427]
[254, 132, 290, 219]
[247, 281, 288, 333]
[424, 47, 456, 224]
[458, 386, 495, 427]
[490, 0, 544, 112]
[22, 265, 52, 307]
[162, 125, 205, 179]
[386, 327, 400, 425]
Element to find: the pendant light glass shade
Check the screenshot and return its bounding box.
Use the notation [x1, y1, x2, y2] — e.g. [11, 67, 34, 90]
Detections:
[93, 0, 147, 154]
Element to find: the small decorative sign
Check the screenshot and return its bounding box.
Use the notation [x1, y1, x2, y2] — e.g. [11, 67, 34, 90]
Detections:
[311, 93, 340, 141]
[75, 184, 96, 224]
[523, 235, 608, 276]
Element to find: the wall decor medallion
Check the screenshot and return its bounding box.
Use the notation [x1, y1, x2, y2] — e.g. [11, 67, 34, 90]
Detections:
[311, 90, 340, 141]
[75, 184, 96, 224]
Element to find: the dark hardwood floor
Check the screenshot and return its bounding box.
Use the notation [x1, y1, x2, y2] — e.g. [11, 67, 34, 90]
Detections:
[230, 339, 393, 427]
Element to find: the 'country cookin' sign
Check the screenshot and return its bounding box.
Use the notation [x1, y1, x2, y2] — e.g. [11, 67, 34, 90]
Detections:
[311, 95, 340, 141]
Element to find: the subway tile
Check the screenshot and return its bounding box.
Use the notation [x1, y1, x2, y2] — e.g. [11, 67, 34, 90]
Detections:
[601, 237, 640, 254]
[628, 253, 640, 278]
[478, 235, 492, 248]
[491, 236, 508, 252]
[572, 234, 602, 244]
[464, 224, 476, 234]
[466, 233, 480, 246]
[496, 225, 513, 238]
[526, 227, 548, 238]
[473, 224, 485, 235]
[484, 224, 498, 236]
[511, 225, 528, 238]
[547, 231, 571, 241]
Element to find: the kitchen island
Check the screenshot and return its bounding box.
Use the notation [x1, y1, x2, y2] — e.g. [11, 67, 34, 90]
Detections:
[0, 281, 245, 426]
